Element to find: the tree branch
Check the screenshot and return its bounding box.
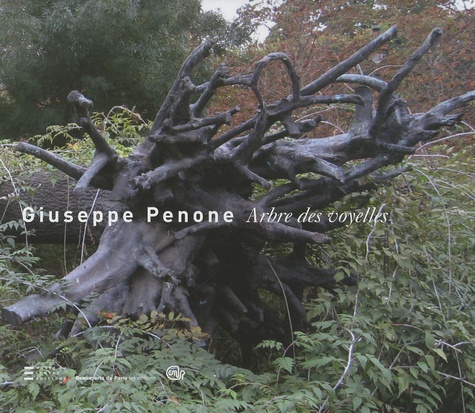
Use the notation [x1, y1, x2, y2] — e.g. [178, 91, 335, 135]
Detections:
[67, 91, 116, 158]
[300, 25, 398, 95]
[14, 142, 85, 180]
[370, 28, 443, 139]
[150, 41, 214, 134]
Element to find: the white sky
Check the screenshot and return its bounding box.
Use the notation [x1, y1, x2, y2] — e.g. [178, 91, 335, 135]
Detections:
[202, 0, 474, 19]
[201, 0, 273, 41]
[201, 0, 250, 20]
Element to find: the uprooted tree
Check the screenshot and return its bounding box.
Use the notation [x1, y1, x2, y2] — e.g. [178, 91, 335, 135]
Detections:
[2, 26, 474, 349]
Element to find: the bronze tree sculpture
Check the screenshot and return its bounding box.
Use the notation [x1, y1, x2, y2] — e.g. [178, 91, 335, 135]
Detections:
[2, 27, 474, 350]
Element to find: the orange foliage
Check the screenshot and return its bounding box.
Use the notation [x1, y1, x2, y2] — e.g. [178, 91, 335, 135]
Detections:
[212, 0, 474, 138]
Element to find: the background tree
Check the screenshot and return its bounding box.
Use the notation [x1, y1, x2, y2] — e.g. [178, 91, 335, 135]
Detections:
[235, 0, 474, 137]
[0, 0, 250, 140]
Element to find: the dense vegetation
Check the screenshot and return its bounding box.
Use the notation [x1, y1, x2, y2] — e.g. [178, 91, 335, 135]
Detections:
[1, 124, 474, 411]
[0, 0, 249, 139]
[1, 0, 474, 412]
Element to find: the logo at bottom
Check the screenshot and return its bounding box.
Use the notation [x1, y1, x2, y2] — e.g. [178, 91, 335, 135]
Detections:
[166, 366, 185, 381]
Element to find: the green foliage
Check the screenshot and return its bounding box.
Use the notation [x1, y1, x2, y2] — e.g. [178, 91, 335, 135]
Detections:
[0, 311, 269, 413]
[226, 141, 474, 412]
[300, 144, 475, 412]
[24, 106, 151, 165]
[0, 171, 46, 300]
[0, 0, 248, 140]
[1, 102, 474, 412]
[2, 137, 473, 412]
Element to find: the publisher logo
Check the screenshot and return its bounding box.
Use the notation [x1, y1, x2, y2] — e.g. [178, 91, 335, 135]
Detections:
[23, 366, 35, 381]
[166, 366, 185, 381]
[23, 365, 67, 381]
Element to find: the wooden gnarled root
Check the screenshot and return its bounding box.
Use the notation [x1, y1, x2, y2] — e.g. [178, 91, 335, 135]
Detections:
[2, 27, 473, 351]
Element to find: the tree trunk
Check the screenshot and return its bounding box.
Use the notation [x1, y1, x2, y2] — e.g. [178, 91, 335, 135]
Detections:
[2, 27, 474, 350]
[0, 172, 112, 244]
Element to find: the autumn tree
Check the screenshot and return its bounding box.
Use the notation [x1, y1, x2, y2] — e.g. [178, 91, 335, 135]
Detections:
[235, 0, 474, 134]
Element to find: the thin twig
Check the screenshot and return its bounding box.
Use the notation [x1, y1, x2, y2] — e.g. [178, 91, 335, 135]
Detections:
[412, 167, 453, 307]
[81, 189, 101, 264]
[317, 328, 357, 413]
[265, 256, 295, 358]
[365, 203, 386, 262]
[416, 132, 475, 151]
[0, 157, 30, 249]
[437, 371, 475, 388]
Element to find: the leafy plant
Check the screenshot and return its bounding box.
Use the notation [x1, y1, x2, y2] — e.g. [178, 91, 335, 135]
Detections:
[250, 141, 475, 412]
[2, 137, 473, 412]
